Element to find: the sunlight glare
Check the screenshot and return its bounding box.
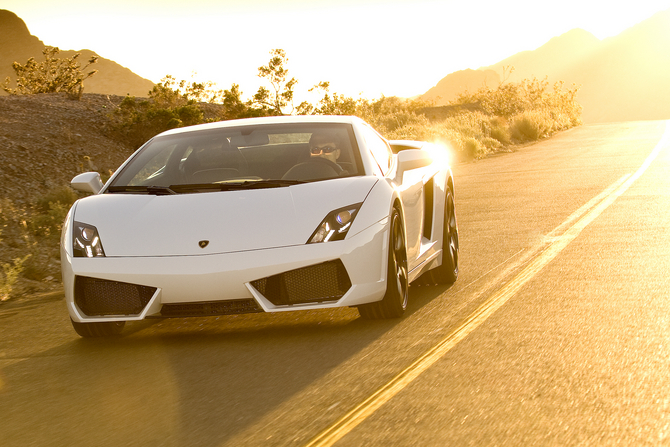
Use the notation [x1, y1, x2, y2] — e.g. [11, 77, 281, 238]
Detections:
[424, 142, 452, 168]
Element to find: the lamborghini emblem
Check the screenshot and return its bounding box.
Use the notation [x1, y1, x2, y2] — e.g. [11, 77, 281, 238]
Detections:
[199, 240, 209, 249]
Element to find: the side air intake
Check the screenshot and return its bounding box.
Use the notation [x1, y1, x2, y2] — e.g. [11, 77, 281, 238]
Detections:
[74, 276, 156, 316]
[251, 260, 351, 306]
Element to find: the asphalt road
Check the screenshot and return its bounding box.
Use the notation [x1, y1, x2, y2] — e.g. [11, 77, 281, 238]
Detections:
[1, 120, 669, 446]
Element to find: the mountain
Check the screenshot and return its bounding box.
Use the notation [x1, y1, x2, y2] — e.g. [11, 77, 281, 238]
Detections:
[484, 28, 601, 84]
[420, 69, 500, 104]
[554, 8, 670, 123]
[421, 8, 670, 123]
[0, 10, 154, 97]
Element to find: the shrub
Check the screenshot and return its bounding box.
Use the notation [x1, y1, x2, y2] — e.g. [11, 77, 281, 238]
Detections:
[107, 52, 582, 162]
[463, 137, 486, 159]
[2, 46, 98, 100]
[438, 74, 582, 156]
[111, 77, 206, 148]
[0, 254, 30, 301]
[28, 187, 78, 241]
[481, 137, 503, 151]
[0, 185, 83, 293]
[489, 117, 511, 145]
[510, 111, 552, 142]
[299, 83, 359, 116]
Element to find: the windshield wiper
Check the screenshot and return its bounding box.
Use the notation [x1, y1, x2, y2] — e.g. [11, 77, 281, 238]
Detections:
[170, 180, 306, 193]
[107, 185, 177, 195]
[235, 180, 307, 189]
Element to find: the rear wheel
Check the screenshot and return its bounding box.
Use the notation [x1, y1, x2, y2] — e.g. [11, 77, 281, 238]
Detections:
[358, 207, 409, 319]
[71, 319, 125, 338]
[420, 187, 459, 285]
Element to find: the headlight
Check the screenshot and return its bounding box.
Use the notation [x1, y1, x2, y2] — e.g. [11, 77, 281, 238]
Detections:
[73, 222, 105, 257]
[308, 203, 362, 244]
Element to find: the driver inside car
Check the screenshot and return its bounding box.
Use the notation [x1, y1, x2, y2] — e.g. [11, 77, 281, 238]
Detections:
[309, 131, 342, 165]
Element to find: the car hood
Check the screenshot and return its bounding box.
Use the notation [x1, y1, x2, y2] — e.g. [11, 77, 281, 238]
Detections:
[72, 177, 378, 257]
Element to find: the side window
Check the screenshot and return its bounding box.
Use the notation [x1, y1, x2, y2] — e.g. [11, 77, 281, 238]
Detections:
[361, 126, 392, 174]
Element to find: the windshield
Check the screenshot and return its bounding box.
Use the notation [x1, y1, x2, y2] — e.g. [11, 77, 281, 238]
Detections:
[107, 123, 363, 193]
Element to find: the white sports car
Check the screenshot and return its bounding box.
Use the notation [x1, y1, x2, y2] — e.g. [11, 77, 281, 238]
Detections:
[61, 116, 458, 337]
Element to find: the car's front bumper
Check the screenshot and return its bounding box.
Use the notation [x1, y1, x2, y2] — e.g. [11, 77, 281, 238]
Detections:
[62, 219, 389, 323]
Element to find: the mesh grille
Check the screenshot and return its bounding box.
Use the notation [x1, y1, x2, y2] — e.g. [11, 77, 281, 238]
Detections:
[161, 299, 262, 317]
[74, 276, 156, 316]
[251, 260, 351, 306]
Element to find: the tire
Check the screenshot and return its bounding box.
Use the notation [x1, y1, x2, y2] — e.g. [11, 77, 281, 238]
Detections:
[71, 319, 125, 338]
[423, 187, 459, 285]
[358, 207, 409, 319]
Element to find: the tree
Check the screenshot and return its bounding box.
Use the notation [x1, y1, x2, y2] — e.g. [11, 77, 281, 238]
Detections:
[297, 81, 359, 116]
[219, 84, 269, 119]
[253, 49, 298, 115]
[111, 76, 204, 148]
[2, 46, 98, 100]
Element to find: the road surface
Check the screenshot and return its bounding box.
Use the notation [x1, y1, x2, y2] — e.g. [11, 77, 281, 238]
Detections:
[1, 120, 669, 446]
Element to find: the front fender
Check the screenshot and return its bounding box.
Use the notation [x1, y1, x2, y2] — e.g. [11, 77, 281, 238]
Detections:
[60, 201, 77, 259]
[348, 178, 400, 239]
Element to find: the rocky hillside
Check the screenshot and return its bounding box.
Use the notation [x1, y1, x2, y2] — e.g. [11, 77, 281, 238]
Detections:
[0, 93, 136, 299]
[0, 9, 155, 98]
[0, 93, 134, 205]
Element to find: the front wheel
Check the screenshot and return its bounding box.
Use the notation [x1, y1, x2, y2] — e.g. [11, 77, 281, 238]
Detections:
[71, 319, 125, 338]
[358, 207, 409, 319]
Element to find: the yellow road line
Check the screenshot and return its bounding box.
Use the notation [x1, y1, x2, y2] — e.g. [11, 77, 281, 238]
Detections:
[305, 121, 670, 447]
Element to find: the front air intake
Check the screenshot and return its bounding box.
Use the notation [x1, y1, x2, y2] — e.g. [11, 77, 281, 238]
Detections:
[160, 299, 262, 317]
[251, 260, 351, 306]
[74, 276, 156, 316]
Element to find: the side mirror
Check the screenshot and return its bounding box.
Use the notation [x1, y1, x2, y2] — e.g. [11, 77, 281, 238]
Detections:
[395, 149, 432, 183]
[71, 172, 103, 194]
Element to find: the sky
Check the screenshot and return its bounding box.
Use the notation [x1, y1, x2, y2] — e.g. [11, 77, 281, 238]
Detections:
[3, 0, 670, 101]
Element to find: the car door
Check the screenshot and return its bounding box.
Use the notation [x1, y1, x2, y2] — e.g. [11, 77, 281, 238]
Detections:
[360, 126, 424, 268]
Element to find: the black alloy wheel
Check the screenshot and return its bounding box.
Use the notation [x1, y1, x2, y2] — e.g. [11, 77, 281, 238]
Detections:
[358, 207, 409, 319]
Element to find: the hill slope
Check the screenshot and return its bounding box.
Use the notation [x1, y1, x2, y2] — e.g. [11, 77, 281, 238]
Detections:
[0, 93, 133, 205]
[0, 93, 135, 295]
[553, 8, 670, 123]
[421, 8, 670, 123]
[0, 9, 155, 97]
[420, 69, 499, 104]
[485, 28, 601, 84]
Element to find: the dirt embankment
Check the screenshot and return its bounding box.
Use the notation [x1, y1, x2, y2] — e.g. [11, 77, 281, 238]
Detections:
[0, 93, 135, 299]
[0, 93, 136, 204]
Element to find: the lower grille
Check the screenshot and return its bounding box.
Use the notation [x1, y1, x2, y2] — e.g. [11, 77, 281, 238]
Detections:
[160, 299, 262, 317]
[74, 276, 156, 316]
[251, 260, 351, 306]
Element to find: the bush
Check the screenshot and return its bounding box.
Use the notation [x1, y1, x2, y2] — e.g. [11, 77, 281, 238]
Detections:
[462, 137, 486, 159]
[107, 52, 582, 162]
[511, 111, 552, 142]
[0, 185, 82, 295]
[0, 254, 30, 301]
[433, 75, 582, 157]
[28, 186, 79, 241]
[481, 137, 503, 151]
[489, 117, 511, 145]
[111, 77, 206, 148]
[2, 46, 98, 100]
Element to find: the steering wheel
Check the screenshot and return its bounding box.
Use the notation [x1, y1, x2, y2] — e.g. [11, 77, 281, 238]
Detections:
[307, 156, 344, 174]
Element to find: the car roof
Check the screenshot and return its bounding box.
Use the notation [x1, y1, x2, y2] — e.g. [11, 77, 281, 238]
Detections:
[158, 115, 366, 137]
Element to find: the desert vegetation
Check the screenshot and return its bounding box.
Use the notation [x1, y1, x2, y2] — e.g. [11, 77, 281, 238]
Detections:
[2, 46, 98, 100]
[0, 49, 582, 301]
[109, 52, 581, 158]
